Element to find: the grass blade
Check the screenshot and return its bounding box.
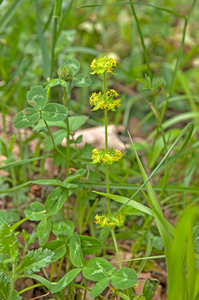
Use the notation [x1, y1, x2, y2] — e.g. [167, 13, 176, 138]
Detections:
[35, 0, 50, 79]
[0, 0, 24, 32]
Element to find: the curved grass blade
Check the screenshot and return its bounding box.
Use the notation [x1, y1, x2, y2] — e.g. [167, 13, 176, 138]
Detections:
[0, 0, 24, 32]
[35, 0, 50, 79]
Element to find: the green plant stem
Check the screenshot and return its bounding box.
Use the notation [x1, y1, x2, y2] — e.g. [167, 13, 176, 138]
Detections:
[111, 227, 122, 268]
[50, 0, 62, 77]
[103, 73, 111, 215]
[43, 119, 67, 162]
[154, 96, 168, 200]
[103, 72, 121, 269]
[63, 84, 72, 220]
[9, 261, 16, 300]
[129, 0, 152, 78]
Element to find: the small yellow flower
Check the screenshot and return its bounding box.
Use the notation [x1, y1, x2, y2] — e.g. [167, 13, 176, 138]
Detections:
[91, 148, 123, 164]
[90, 56, 117, 75]
[94, 213, 124, 227]
[89, 89, 121, 111]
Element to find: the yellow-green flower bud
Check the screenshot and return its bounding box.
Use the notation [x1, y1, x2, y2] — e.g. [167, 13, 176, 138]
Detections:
[57, 65, 73, 82]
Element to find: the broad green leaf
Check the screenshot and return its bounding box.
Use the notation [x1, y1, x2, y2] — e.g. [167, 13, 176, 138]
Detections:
[64, 169, 87, 184]
[42, 103, 68, 122]
[17, 248, 54, 275]
[90, 277, 111, 298]
[83, 258, 114, 281]
[12, 108, 40, 128]
[69, 116, 88, 132]
[79, 235, 102, 256]
[73, 73, 92, 87]
[52, 220, 74, 243]
[62, 58, 80, 77]
[27, 86, 47, 110]
[45, 187, 68, 216]
[44, 78, 67, 89]
[142, 279, 159, 300]
[69, 233, 84, 268]
[51, 268, 82, 293]
[111, 268, 137, 289]
[24, 202, 46, 221]
[37, 217, 51, 246]
[43, 240, 66, 263]
[0, 223, 18, 259]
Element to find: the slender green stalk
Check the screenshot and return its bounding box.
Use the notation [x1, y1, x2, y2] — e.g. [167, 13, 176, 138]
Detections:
[43, 119, 67, 161]
[50, 0, 62, 77]
[103, 73, 111, 214]
[153, 96, 168, 199]
[129, 0, 152, 78]
[161, 0, 197, 121]
[9, 261, 16, 300]
[111, 227, 122, 268]
[103, 72, 121, 269]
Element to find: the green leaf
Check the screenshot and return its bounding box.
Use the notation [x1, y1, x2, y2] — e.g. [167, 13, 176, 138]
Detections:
[12, 108, 40, 128]
[17, 248, 54, 275]
[69, 116, 88, 132]
[62, 58, 80, 77]
[136, 78, 148, 85]
[27, 86, 47, 110]
[52, 220, 74, 243]
[0, 0, 23, 33]
[0, 223, 18, 259]
[83, 258, 114, 281]
[193, 225, 199, 254]
[111, 268, 137, 289]
[0, 273, 10, 300]
[37, 217, 51, 246]
[31, 179, 67, 188]
[51, 268, 82, 293]
[90, 277, 111, 298]
[79, 235, 102, 256]
[0, 272, 22, 300]
[35, 0, 50, 78]
[73, 73, 92, 87]
[45, 187, 68, 216]
[0, 210, 7, 223]
[42, 103, 68, 122]
[44, 78, 67, 89]
[64, 169, 87, 184]
[69, 233, 84, 268]
[24, 202, 46, 221]
[43, 240, 66, 263]
[142, 279, 159, 300]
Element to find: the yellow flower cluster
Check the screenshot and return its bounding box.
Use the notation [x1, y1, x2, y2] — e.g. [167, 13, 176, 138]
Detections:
[89, 89, 121, 111]
[90, 56, 117, 74]
[95, 213, 124, 227]
[92, 148, 123, 164]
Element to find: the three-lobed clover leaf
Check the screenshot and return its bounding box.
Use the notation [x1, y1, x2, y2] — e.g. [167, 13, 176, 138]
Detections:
[45, 58, 92, 90]
[13, 86, 68, 129]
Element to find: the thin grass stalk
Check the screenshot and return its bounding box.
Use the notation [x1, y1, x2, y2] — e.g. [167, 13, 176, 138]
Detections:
[161, 0, 197, 121]
[129, 0, 152, 78]
[50, 0, 62, 77]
